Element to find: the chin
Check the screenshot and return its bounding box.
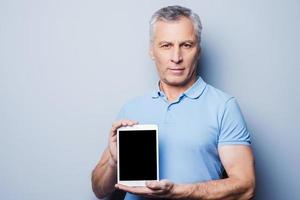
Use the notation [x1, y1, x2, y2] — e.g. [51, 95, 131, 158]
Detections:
[164, 77, 189, 87]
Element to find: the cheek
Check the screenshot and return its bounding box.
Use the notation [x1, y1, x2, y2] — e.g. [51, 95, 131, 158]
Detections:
[154, 50, 170, 61]
[155, 63, 167, 75]
[154, 55, 169, 70]
[185, 53, 198, 67]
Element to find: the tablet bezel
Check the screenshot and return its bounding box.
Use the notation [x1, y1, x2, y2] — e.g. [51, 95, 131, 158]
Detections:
[117, 124, 159, 186]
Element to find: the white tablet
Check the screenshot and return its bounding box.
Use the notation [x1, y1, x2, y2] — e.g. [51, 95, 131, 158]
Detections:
[117, 124, 159, 186]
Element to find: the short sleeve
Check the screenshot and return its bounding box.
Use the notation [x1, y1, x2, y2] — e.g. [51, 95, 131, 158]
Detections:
[218, 98, 251, 146]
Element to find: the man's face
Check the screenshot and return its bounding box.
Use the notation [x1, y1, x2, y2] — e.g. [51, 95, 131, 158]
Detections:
[150, 17, 200, 87]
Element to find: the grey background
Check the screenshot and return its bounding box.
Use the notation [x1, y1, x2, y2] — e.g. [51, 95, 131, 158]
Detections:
[1, 0, 299, 199]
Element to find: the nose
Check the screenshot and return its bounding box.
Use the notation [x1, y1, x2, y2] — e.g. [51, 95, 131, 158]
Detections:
[171, 46, 183, 64]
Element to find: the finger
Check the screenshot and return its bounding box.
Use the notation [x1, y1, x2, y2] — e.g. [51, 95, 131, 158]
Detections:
[110, 121, 125, 137]
[147, 179, 172, 189]
[120, 120, 138, 127]
[110, 135, 117, 143]
[160, 179, 173, 187]
[146, 181, 164, 190]
[115, 184, 168, 198]
[111, 120, 138, 131]
[115, 184, 151, 194]
[110, 120, 138, 137]
[111, 121, 124, 132]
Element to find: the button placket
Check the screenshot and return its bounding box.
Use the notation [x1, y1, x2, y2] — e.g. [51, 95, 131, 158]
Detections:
[163, 94, 184, 124]
[164, 103, 175, 124]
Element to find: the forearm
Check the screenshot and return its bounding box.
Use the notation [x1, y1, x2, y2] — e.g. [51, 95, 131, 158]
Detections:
[91, 149, 117, 199]
[172, 177, 255, 200]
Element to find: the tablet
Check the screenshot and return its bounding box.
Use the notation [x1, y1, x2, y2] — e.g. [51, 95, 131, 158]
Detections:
[117, 124, 159, 186]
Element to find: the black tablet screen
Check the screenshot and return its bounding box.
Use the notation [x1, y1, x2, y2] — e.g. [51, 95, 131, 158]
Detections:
[119, 130, 157, 180]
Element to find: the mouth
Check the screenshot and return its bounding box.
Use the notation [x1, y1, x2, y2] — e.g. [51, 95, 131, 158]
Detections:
[168, 68, 185, 74]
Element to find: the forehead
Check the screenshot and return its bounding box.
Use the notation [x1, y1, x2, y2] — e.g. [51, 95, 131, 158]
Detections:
[153, 17, 197, 42]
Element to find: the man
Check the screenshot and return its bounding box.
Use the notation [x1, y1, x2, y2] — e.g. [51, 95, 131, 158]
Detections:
[92, 5, 255, 200]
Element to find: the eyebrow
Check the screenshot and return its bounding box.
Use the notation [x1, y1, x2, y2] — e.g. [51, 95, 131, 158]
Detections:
[182, 40, 195, 44]
[158, 41, 171, 45]
[158, 40, 195, 45]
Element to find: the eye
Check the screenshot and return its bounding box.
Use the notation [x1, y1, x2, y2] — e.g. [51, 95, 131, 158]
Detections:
[160, 43, 171, 49]
[182, 43, 192, 48]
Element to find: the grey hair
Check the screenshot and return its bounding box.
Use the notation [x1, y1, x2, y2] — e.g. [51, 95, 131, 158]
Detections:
[149, 5, 203, 46]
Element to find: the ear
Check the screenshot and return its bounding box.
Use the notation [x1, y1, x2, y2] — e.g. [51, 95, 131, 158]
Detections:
[149, 46, 155, 60]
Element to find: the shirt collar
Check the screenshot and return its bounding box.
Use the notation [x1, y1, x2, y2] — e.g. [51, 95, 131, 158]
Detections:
[184, 76, 207, 99]
[151, 81, 164, 98]
[151, 76, 207, 99]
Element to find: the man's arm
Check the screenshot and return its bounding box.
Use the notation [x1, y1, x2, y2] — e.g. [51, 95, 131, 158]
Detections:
[92, 148, 117, 199]
[174, 145, 255, 199]
[116, 145, 255, 200]
[91, 120, 138, 199]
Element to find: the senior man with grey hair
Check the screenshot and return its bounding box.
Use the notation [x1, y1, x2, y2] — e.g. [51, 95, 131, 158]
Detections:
[92, 5, 255, 200]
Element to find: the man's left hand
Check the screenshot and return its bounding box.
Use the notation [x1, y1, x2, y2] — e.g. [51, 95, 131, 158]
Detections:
[115, 179, 175, 199]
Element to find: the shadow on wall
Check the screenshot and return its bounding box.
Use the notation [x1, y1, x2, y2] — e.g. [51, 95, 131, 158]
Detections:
[197, 44, 223, 89]
[198, 45, 254, 197]
[198, 46, 278, 199]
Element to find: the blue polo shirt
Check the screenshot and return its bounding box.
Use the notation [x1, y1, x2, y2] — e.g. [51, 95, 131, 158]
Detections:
[117, 76, 251, 200]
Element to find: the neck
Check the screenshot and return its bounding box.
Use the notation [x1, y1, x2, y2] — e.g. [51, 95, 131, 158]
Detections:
[160, 75, 197, 102]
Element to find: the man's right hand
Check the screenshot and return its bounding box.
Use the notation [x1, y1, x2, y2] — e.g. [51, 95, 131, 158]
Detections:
[108, 120, 139, 168]
[91, 119, 138, 199]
